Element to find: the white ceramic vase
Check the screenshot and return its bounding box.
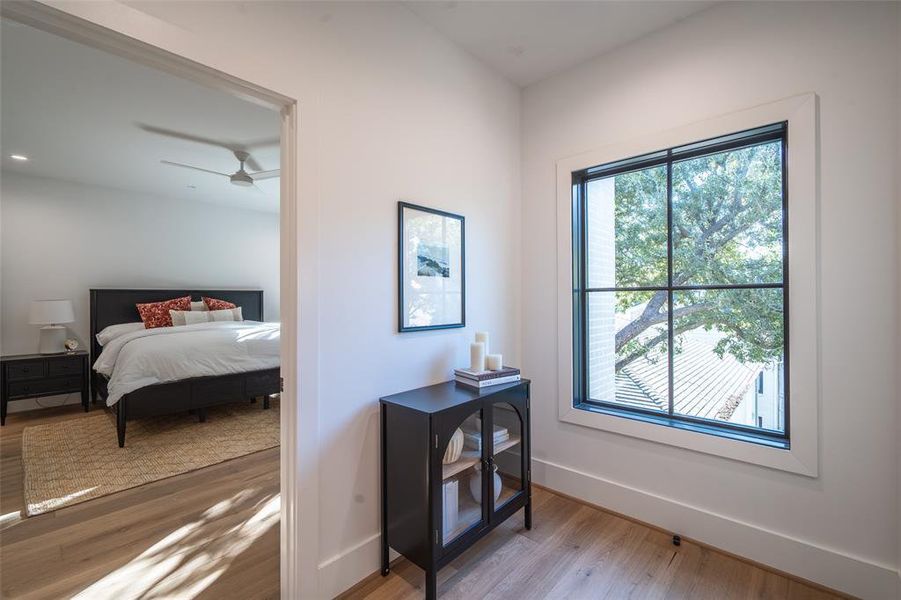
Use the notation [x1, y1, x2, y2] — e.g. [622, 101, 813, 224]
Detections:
[469, 463, 502, 504]
[443, 428, 464, 464]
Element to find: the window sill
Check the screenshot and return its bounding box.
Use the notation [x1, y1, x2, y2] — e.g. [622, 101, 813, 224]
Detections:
[574, 402, 789, 450]
[559, 397, 813, 475]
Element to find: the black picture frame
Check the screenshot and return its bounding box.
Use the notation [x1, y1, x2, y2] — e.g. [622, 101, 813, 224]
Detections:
[398, 202, 465, 332]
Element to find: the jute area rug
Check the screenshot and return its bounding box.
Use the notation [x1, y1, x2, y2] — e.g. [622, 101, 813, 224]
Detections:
[21, 399, 279, 516]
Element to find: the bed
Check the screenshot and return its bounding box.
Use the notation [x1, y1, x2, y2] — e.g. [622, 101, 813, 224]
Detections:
[90, 289, 280, 447]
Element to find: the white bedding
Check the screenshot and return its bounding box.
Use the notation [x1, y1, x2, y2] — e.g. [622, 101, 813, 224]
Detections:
[94, 321, 280, 406]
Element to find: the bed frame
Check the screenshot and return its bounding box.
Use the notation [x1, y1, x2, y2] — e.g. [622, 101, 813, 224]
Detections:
[90, 289, 280, 447]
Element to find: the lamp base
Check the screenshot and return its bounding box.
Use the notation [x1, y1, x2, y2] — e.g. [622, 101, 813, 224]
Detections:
[38, 326, 67, 354]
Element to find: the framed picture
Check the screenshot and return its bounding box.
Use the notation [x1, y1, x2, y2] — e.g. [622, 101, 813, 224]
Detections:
[398, 201, 465, 332]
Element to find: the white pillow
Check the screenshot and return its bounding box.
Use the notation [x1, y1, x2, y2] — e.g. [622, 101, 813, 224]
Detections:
[185, 310, 213, 324]
[170, 307, 242, 325]
[190, 301, 208, 311]
[96, 322, 145, 345]
[210, 307, 243, 322]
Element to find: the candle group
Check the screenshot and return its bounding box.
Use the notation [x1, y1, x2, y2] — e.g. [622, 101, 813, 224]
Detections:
[469, 331, 504, 372]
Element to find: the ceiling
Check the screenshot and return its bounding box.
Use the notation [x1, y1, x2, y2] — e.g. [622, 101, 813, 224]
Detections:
[404, 1, 715, 87]
[1, 19, 280, 213]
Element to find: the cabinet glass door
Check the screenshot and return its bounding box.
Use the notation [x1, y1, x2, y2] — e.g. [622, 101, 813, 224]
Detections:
[440, 409, 485, 547]
[490, 402, 524, 512]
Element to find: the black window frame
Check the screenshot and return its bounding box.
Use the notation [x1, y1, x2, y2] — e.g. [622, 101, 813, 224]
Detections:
[571, 122, 790, 449]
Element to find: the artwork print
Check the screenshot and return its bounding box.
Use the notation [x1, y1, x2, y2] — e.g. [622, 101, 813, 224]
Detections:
[417, 244, 450, 278]
[398, 202, 465, 332]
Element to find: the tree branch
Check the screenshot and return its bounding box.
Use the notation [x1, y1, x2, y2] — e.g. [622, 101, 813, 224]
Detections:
[614, 302, 712, 353]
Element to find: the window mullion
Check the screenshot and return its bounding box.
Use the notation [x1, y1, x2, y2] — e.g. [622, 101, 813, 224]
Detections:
[666, 153, 675, 417]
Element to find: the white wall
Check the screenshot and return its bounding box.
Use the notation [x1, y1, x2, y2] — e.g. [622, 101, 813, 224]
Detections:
[1, 171, 280, 410]
[36, 2, 522, 597]
[522, 3, 899, 599]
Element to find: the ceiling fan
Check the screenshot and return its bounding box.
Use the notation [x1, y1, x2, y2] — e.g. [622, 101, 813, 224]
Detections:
[138, 123, 279, 187]
[161, 150, 279, 187]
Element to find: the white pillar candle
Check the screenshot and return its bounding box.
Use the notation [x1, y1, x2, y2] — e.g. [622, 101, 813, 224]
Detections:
[475, 332, 489, 356]
[470, 342, 486, 372]
[486, 354, 503, 371]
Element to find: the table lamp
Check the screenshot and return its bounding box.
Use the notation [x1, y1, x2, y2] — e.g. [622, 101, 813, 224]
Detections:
[28, 299, 75, 354]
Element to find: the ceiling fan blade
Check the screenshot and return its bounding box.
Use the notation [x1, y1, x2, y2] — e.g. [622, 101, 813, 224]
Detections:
[160, 160, 230, 177]
[250, 169, 280, 181]
[243, 154, 263, 173]
[140, 124, 235, 151]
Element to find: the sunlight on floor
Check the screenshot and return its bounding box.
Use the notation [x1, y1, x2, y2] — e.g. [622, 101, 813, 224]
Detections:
[71, 489, 280, 600]
[29, 486, 98, 515]
[0, 510, 22, 529]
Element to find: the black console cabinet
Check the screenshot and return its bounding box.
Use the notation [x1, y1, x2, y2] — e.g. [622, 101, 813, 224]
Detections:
[380, 379, 531, 599]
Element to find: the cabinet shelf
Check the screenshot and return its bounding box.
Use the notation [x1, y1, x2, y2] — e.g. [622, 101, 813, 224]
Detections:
[442, 434, 521, 480]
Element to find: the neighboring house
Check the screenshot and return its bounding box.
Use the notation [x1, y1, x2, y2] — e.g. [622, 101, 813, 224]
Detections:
[614, 326, 783, 431]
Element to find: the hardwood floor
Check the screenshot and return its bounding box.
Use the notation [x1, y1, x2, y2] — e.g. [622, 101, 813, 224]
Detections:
[340, 487, 847, 600]
[0, 405, 279, 599]
[3, 407, 846, 600]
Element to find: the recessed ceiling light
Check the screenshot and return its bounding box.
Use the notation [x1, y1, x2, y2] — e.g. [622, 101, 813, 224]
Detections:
[9, 154, 28, 161]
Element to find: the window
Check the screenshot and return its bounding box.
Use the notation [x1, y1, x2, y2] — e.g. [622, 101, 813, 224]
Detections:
[571, 123, 788, 446]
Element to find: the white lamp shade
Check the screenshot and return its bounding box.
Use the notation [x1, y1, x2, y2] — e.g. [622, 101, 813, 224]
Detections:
[28, 300, 74, 325]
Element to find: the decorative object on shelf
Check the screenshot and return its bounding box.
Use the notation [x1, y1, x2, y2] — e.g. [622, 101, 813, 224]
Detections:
[443, 428, 464, 464]
[64, 339, 79, 352]
[486, 353, 503, 371]
[28, 299, 75, 354]
[398, 202, 465, 332]
[475, 331, 489, 355]
[462, 422, 509, 452]
[469, 462, 502, 504]
[442, 479, 459, 541]
[454, 366, 521, 389]
[470, 342, 486, 371]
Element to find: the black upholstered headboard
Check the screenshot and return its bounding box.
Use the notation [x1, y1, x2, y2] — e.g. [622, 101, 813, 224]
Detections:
[89, 288, 264, 364]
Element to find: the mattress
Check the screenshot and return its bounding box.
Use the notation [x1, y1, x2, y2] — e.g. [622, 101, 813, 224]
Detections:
[93, 320, 280, 406]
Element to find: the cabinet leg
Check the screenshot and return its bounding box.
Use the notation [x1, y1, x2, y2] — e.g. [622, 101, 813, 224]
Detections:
[263, 396, 271, 410]
[1, 395, 7, 426]
[380, 538, 389, 576]
[525, 500, 532, 531]
[425, 568, 437, 600]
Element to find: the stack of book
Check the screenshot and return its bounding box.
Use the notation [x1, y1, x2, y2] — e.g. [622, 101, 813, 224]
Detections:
[454, 366, 521, 389]
[463, 423, 509, 452]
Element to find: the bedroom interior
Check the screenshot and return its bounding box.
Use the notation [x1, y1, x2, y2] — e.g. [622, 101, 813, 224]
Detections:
[0, 2, 899, 600]
[0, 13, 284, 598]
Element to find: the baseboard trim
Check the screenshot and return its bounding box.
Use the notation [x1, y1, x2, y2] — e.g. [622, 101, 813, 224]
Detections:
[533, 457, 898, 600]
[318, 533, 398, 599]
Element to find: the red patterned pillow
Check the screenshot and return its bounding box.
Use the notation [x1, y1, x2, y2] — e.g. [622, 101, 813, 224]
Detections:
[136, 296, 191, 328]
[202, 296, 237, 311]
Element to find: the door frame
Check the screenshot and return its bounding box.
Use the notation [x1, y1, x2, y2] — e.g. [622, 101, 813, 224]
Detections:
[0, 2, 305, 597]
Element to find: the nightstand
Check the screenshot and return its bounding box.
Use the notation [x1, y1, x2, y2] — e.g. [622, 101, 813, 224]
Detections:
[1, 351, 90, 425]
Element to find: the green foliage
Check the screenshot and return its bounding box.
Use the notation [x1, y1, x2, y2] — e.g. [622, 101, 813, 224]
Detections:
[608, 141, 785, 370]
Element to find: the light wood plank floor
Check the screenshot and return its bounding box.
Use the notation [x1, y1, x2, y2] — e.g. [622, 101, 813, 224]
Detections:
[1, 404, 280, 599]
[341, 489, 846, 600]
[3, 407, 846, 600]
